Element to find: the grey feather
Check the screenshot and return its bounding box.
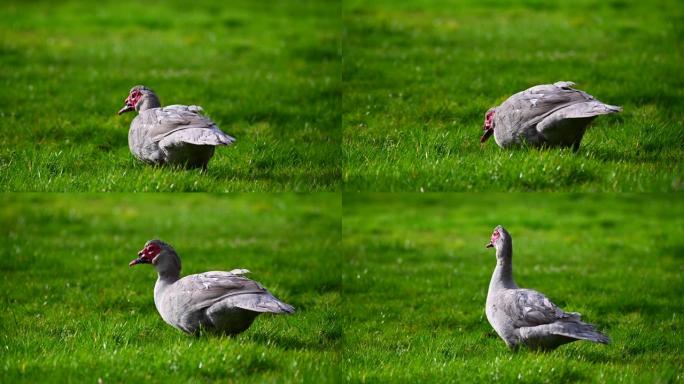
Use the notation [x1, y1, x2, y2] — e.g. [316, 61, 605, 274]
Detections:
[483, 81, 621, 150]
[485, 226, 609, 350]
[132, 240, 294, 336]
[120, 86, 235, 169]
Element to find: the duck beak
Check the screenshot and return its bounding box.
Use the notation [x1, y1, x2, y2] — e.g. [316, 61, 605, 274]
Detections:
[480, 128, 493, 143]
[486, 241, 494, 248]
[118, 103, 134, 115]
[129, 249, 151, 267]
[129, 256, 150, 267]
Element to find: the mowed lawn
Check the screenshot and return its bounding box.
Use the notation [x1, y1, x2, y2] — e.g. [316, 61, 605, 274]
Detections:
[343, 0, 684, 191]
[342, 194, 684, 382]
[0, 194, 341, 382]
[0, 0, 340, 191]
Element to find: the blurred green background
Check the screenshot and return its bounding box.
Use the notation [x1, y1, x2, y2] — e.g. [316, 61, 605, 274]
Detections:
[342, 193, 684, 382]
[0, 0, 340, 191]
[0, 193, 341, 382]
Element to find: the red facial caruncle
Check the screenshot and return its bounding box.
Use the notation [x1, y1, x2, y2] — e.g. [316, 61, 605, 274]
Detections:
[480, 109, 495, 143]
[491, 229, 500, 243]
[484, 110, 495, 130]
[118, 89, 143, 115]
[129, 242, 162, 266]
[486, 228, 500, 248]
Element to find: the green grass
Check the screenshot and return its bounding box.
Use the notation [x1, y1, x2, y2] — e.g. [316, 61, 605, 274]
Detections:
[0, 194, 341, 382]
[343, 0, 684, 191]
[342, 194, 684, 382]
[0, 0, 340, 191]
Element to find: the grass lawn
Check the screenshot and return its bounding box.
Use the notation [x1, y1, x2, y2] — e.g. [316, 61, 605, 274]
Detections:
[0, 0, 340, 192]
[342, 193, 684, 382]
[0, 193, 341, 382]
[343, 0, 684, 191]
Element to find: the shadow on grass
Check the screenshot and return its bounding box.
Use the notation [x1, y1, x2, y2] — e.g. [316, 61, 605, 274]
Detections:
[246, 331, 339, 351]
[208, 166, 341, 188]
[586, 146, 671, 164]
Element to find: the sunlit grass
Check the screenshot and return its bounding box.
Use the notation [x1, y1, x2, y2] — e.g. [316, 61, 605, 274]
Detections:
[342, 193, 684, 382]
[0, 0, 341, 191]
[0, 193, 341, 382]
[343, 0, 684, 191]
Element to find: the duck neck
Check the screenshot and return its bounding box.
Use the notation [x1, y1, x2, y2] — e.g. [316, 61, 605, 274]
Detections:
[137, 93, 161, 112]
[157, 270, 180, 284]
[490, 242, 516, 290]
[154, 270, 179, 307]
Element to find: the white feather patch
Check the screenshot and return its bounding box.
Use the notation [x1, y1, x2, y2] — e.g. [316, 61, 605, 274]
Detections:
[228, 268, 250, 276]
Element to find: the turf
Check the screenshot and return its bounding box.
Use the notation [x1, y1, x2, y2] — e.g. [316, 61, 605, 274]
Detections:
[343, 0, 684, 191]
[0, 194, 341, 383]
[0, 0, 340, 192]
[342, 193, 684, 382]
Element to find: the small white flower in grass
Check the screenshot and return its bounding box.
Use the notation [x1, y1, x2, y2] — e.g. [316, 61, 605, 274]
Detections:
[198, 361, 203, 369]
